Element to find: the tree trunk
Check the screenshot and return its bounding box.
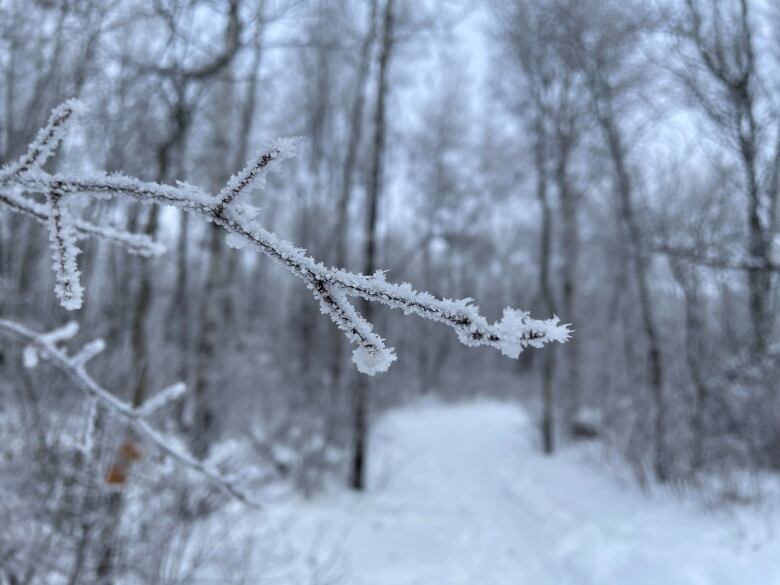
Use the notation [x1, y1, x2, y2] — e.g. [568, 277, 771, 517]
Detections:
[104, 92, 185, 584]
[739, 111, 771, 356]
[190, 223, 222, 458]
[669, 260, 708, 470]
[349, 0, 394, 492]
[534, 115, 557, 455]
[556, 129, 579, 436]
[330, 0, 378, 389]
[220, 2, 266, 335]
[598, 108, 668, 481]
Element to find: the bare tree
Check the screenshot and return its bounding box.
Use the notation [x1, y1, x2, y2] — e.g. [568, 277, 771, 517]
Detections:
[673, 0, 778, 356]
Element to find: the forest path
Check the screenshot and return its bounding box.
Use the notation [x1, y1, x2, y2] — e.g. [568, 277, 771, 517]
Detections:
[247, 400, 779, 584]
[344, 400, 574, 584]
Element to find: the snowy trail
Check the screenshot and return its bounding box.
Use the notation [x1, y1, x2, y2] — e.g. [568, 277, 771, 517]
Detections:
[241, 400, 780, 584]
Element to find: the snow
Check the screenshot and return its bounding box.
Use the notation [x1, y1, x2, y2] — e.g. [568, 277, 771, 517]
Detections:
[213, 400, 780, 584]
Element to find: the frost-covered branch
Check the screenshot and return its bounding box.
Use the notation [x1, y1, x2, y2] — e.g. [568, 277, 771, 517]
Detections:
[215, 137, 300, 213]
[71, 338, 106, 368]
[46, 183, 83, 310]
[0, 319, 257, 507]
[0, 105, 164, 258]
[0, 101, 570, 374]
[135, 383, 187, 418]
[79, 397, 99, 456]
[0, 100, 82, 179]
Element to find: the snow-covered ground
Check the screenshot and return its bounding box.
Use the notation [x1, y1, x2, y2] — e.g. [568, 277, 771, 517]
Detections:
[213, 400, 780, 584]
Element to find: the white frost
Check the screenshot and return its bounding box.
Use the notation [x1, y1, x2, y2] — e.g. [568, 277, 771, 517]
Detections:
[46, 189, 83, 311]
[225, 232, 248, 250]
[352, 344, 397, 376]
[0, 101, 571, 376]
[23, 346, 39, 369]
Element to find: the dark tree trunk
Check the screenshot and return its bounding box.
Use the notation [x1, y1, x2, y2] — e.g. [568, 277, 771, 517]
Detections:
[349, 0, 394, 492]
[330, 0, 378, 389]
[598, 107, 668, 481]
[533, 115, 557, 455]
[556, 131, 580, 436]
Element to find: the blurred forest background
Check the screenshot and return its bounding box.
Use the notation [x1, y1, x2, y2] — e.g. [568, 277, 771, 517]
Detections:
[2, 0, 780, 583]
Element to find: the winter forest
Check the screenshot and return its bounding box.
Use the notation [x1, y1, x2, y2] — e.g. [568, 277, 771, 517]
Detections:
[2, 0, 780, 582]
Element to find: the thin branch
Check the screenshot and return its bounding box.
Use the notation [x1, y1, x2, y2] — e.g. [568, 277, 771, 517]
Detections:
[71, 338, 106, 368]
[0, 187, 164, 256]
[135, 382, 187, 418]
[0, 99, 82, 179]
[79, 398, 99, 456]
[214, 137, 300, 213]
[0, 319, 258, 507]
[46, 183, 83, 310]
[654, 243, 780, 273]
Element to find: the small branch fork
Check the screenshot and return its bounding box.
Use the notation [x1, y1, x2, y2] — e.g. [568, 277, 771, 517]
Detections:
[0, 319, 257, 507]
[0, 101, 570, 375]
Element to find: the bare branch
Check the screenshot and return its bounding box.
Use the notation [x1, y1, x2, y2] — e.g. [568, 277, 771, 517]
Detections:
[654, 243, 780, 273]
